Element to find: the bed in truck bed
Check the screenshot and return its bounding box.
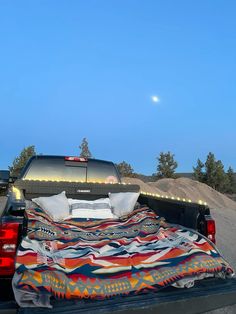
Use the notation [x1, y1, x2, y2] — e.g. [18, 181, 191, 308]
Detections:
[0, 156, 235, 313]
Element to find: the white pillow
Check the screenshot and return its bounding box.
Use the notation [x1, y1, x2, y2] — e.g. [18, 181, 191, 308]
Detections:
[109, 192, 140, 217]
[68, 198, 111, 210]
[71, 208, 115, 219]
[32, 191, 70, 221]
[68, 198, 116, 219]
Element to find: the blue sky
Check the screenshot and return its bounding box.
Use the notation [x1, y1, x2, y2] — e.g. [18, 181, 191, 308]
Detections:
[0, 1, 235, 174]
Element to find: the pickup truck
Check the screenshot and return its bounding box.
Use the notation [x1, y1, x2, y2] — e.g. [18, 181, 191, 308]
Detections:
[0, 155, 235, 314]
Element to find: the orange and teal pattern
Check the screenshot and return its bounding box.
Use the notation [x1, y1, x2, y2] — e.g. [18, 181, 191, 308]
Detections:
[14, 207, 234, 300]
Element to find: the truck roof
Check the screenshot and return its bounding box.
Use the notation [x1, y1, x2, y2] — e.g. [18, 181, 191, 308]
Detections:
[24, 155, 114, 163]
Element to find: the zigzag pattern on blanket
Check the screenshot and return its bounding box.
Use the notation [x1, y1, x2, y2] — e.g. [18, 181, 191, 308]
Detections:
[15, 207, 234, 299]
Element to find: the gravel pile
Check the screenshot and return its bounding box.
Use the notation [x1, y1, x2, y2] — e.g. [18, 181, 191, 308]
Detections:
[123, 177, 236, 210]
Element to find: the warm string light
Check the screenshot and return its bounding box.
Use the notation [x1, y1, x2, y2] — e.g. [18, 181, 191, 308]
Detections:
[22, 179, 126, 184]
[12, 186, 22, 200]
[18, 180, 208, 206]
[140, 191, 207, 206]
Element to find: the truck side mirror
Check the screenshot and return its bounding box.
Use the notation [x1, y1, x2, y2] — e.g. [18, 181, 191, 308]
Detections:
[0, 170, 10, 192]
[0, 170, 10, 182]
[9, 176, 17, 183]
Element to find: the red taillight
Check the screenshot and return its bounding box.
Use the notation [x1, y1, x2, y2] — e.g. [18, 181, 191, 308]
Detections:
[206, 218, 216, 244]
[0, 222, 19, 276]
[0, 228, 18, 240]
[207, 220, 216, 234]
[0, 257, 15, 267]
[65, 156, 88, 162]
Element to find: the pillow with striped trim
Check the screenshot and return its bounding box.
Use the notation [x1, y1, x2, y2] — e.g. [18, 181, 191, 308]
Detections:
[68, 198, 116, 219]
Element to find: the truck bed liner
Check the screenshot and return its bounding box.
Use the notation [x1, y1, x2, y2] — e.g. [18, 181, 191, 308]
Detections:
[15, 278, 236, 314]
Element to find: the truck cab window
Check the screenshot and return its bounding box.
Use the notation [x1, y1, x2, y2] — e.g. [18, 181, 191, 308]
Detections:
[87, 160, 119, 183]
[23, 158, 86, 182]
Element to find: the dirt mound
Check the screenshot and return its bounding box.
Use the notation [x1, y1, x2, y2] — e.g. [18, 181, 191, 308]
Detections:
[122, 177, 166, 195]
[122, 177, 236, 210]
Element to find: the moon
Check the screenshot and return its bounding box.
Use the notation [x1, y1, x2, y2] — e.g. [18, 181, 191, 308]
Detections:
[151, 95, 160, 103]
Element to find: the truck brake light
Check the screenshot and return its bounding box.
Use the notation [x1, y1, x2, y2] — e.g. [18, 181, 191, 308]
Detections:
[0, 257, 15, 267]
[65, 157, 88, 162]
[0, 222, 19, 276]
[205, 218, 216, 244]
[0, 227, 18, 240]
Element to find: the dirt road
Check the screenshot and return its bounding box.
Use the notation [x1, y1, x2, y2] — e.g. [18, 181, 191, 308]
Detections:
[205, 206, 236, 314]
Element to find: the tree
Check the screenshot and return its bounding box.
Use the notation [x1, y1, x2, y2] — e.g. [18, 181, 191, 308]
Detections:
[193, 158, 205, 182]
[156, 151, 178, 179]
[9, 145, 36, 177]
[116, 161, 134, 177]
[79, 138, 92, 158]
[226, 166, 235, 194]
[194, 152, 231, 193]
[205, 152, 217, 189]
[214, 160, 228, 192]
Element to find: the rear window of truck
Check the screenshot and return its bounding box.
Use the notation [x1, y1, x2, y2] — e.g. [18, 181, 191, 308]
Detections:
[23, 158, 86, 181]
[87, 160, 119, 183]
[22, 157, 120, 183]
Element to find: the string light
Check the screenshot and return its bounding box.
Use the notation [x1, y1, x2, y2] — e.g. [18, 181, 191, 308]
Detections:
[12, 187, 22, 200]
[139, 190, 207, 205]
[18, 179, 208, 206]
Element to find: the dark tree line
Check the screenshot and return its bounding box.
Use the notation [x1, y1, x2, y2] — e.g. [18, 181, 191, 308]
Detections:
[116, 151, 235, 194]
[8, 138, 92, 177]
[116, 161, 135, 177]
[9, 145, 36, 177]
[116, 152, 178, 179]
[7, 141, 236, 195]
[193, 152, 235, 194]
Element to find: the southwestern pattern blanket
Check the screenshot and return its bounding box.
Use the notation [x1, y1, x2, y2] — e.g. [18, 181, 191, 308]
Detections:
[13, 206, 234, 308]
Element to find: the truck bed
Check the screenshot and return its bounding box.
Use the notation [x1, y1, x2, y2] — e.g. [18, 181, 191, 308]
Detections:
[10, 180, 210, 233]
[1, 178, 234, 313]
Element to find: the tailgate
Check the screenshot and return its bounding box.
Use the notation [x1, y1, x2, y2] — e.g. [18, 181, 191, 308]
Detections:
[17, 278, 236, 314]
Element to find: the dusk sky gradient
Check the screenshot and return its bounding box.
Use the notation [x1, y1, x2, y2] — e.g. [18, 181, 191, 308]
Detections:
[0, 1, 235, 174]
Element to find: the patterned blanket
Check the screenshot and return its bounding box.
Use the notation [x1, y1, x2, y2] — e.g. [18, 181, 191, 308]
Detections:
[13, 207, 234, 308]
